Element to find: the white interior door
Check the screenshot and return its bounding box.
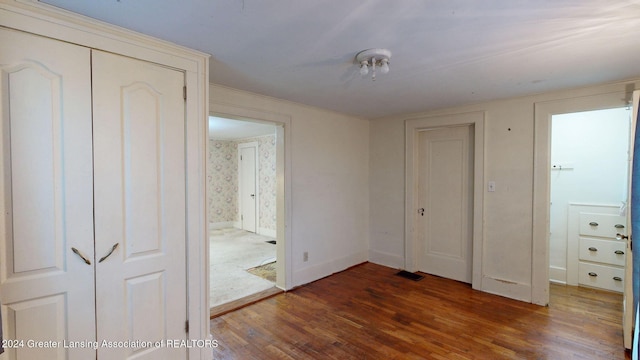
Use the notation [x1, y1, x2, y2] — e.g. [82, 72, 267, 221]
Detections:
[0, 29, 96, 360]
[92, 50, 187, 360]
[417, 126, 473, 283]
[240, 145, 257, 233]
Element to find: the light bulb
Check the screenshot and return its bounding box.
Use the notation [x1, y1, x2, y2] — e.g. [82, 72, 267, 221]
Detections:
[380, 59, 389, 74]
[359, 61, 369, 76]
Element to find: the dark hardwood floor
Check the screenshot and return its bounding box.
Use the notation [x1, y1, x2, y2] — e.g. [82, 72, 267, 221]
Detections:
[210, 262, 629, 359]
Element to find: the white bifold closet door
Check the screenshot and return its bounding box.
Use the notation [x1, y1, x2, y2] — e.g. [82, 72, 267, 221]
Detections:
[92, 50, 187, 360]
[0, 28, 188, 360]
[0, 27, 96, 360]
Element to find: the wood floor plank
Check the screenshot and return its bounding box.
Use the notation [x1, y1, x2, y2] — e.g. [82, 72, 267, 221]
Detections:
[210, 262, 630, 359]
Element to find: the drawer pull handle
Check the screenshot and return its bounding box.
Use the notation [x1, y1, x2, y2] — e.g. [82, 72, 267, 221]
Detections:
[615, 224, 625, 229]
[588, 247, 598, 252]
[588, 272, 598, 277]
[615, 250, 625, 255]
[613, 276, 623, 281]
[589, 222, 599, 226]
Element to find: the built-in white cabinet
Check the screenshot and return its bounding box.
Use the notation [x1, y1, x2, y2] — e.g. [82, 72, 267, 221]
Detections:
[577, 212, 627, 292]
[0, 1, 208, 359]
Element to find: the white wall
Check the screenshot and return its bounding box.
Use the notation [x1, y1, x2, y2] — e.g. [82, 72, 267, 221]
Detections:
[370, 79, 640, 303]
[210, 84, 370, 288]
[210, 77, 640, 303]
[549, 108, 630, 283]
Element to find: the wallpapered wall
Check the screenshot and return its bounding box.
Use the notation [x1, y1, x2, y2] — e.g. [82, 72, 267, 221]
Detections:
[208, 134, 276, 232]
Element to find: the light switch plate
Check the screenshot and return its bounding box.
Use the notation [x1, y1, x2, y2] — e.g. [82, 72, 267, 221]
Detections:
[488, 181, 496, 192]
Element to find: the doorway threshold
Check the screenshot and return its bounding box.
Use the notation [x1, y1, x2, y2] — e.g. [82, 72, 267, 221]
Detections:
[210, 286, 283, 318]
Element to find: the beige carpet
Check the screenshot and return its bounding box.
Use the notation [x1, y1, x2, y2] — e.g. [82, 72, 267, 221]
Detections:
[209, 228, 276, 307]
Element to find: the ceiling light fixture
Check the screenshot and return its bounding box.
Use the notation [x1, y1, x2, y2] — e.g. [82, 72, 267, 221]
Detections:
[355, 48, 391, 81]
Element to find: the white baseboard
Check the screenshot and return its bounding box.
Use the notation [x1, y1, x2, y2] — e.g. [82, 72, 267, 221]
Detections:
[258, 227, 276, 238]
[368, 250, 404, 269]
[549, 266, 567, 285]
[292, 251, 368, 288]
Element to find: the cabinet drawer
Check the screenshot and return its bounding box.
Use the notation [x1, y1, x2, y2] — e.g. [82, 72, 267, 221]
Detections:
[579, 237, 626, 266]
[579, 213, 626, 238]
[578, 262, 624, 292]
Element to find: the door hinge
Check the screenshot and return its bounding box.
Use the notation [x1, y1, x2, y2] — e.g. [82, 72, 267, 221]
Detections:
[240, 155, 243, 160]
[185, 320, 189, 333]
[183, 86, 187, 100]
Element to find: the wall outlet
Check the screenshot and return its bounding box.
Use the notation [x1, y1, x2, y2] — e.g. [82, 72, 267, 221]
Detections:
[303, 252, 308, 262]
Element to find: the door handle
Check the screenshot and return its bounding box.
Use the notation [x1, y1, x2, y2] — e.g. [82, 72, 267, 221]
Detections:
[71, 247, 91, 265]
[250, 194, 255, 198]
[99, 243, 119, 263]
[417, 208, 425, 216]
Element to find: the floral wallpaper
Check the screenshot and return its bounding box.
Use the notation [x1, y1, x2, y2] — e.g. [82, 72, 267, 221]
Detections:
[208, 139, 238, 224]
[208, 134, 276, 232]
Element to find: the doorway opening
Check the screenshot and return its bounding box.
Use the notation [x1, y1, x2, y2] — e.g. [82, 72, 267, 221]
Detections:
[548, 107, 630, 290]
[533, 92, 636, 347]
[208, 116, 281, 313]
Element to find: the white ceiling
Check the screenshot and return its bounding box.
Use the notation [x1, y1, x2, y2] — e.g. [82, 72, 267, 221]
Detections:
[41, 0, 640, 119]
[209, 116, 275, 140]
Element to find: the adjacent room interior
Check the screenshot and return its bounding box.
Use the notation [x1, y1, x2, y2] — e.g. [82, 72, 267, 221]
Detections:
[549, 107, 630, 292]
[208, 116, 281, 312]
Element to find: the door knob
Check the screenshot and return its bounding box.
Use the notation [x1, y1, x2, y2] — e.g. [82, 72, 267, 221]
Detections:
[250, 194, 255, 198]
[617, 233, 629, 240]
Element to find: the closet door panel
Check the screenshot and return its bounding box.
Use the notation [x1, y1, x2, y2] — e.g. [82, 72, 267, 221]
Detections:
[0, 29, 95, 360]
[122, 84, 162, 257]
[92, 50, 187, 360]
[8, 295, 66, 360]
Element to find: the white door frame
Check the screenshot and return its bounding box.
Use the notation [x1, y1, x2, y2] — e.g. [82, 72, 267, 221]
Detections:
[238, 142, 259, 232]
[210, 104, 292, 291]
[405, 111, 485, 290]
[532, 90, 630, 306]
